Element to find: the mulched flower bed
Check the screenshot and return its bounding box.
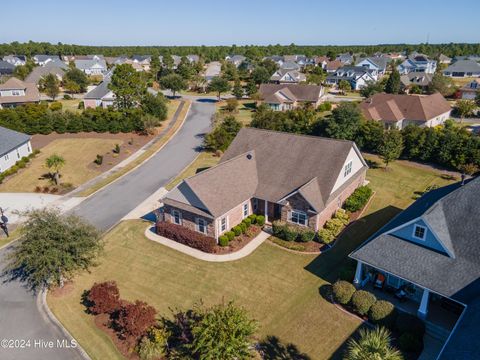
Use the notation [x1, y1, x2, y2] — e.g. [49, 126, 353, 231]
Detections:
[214, 225, 262, 254]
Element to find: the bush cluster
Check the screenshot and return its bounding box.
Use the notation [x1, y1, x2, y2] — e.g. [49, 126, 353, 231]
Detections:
[156, 221, 216, 253]
[272, 220, 315, 243]
[351, 290, 377, 315]
[332, 280, 356, 305]
[87, 281, 121, 315]
[344, 186, 372, 212]
[317, 210, 350, 244]
[0, 150, 40, 183]
[218, 213, 263, 247]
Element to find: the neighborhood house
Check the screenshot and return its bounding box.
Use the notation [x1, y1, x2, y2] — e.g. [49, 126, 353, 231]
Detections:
[326, 66, 378, 90]
[258, 83, 324, 111]
[0, 126, 32, 173]
[0, 77, 40, 109]
[160, 128, 368, 242]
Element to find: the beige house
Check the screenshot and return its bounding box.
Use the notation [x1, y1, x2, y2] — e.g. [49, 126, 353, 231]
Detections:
[259, 84, 324, 111]
[0, 77, 40, 109]
[161, 128, 368, 242]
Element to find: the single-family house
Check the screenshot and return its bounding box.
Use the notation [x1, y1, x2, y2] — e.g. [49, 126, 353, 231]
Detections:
[336, 53, 354, 65]
[325, 60, 344, 73]
[269, 69, 306, 84]
[33, 54, 61, 66]
[443, 60, 480, 78]
[315, 56, 329, 69]
[279, 61, 301, 71]
[360, 93, 451, 129]
[258, 83, 324, 111]
[2, 55, 27, 66]
[0, 60, 15, 75]
[83, 75, 115, 109]
[438, 54, 452, 64]
[0, 77, 40, 109]
[459, 79, 479, 100]
[263, 55, 284, 67]
[350, 177, 480, 359]
[25, 62, 67, 85]
[397, 54, 437, 74]
[75, 57, 108, 77]
[160, 128, 368, 241]
[131, 55, 151, 71]
[325, 66, 378, 90]
[0, 126, 33, 173]
[400, 72, 433, 93]
[225, 55, 246, 68]
[356, 56, 389, 75]
[186, 55, 200, 64]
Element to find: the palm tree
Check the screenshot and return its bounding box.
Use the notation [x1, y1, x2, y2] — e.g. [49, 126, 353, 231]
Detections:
[345, 326, 403, 360]
[45, 154, 65, 185]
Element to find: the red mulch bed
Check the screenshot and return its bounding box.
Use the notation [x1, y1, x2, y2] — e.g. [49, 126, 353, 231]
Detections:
[94, 313, 140, 360]
[214, 225, 262, 254]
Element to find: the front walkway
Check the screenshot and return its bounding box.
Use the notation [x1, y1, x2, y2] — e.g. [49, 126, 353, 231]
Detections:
[145, 225, 270, 262]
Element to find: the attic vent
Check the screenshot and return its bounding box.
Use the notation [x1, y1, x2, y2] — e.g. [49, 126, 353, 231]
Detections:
[246, 154, 253, 160]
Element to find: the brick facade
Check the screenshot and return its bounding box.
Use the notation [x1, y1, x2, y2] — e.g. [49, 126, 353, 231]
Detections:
[163, 204, 215, 238]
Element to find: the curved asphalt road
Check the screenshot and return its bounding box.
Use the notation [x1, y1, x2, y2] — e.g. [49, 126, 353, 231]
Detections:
[0, 98, 214, 359]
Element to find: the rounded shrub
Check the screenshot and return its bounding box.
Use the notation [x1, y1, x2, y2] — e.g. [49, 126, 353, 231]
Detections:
[218, 235, 229, 247]
[298, 228, 315, 242]
[332, 280, 356, 305]
[243, 218, 252, 227]
[351, 290, 377, 316]
[233, 226, 242, 236]
[63, 94, 72, 100]
[395, 312, 425, 338]
[335, 209, 350, 225]
[225, 231, 235, 241]
[256, 215, 265, 226]
[272, 220, 286, 237]
[369, 300, 396, 326]
[248, 214, 257, 224]
[283, 226, 299, 242]
[318, 228, 335, 244]
[398, 332, 423, 353]
[49, 102, 63, 111]
[239, 222, 247, 234]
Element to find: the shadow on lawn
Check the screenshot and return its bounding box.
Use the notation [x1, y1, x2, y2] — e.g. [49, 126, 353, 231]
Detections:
[258, 336, 311, 360]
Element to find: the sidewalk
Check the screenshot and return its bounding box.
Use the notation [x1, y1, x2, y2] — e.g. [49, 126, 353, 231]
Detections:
[145, 226, 270, 262]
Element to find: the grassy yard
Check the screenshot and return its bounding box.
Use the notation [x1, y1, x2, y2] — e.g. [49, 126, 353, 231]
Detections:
[217, 99, 256, 126]
[47, 156, 457, 360]
[0, 138, 121, 193]
[58, 99, 82, 113]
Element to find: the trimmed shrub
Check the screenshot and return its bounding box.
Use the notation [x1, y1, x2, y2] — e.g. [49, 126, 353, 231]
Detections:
[395, 312, 425, 338]
[243, 217, 252, 227]
[351, 290, 377, 316]
[332, 280, 356, 305]
[256, 215, 265, 226]
[298, 228, 315, 242]
[283, 225, 299, 242]
[87, 281, 121, 315]
[399, 332, 423, 353]
[335, 209, 350, 225]
[318, 228, 335, 244]
[239, 222, 247, 234]
[325, 218, 344, 236]
[232, 225, 242, 236]
[225, 231, 235, 241]
[63, 94, 72, 100]
[156, 221, 216, 253]
[248, 214, 257, 224]
[344, 186, 373, 212]
[218, 235, 229, 247]
[49, 102, 63, 111]
[94, 154, 103, 165]
[272, 220, 287, 237]
[369, 300, 396, 327]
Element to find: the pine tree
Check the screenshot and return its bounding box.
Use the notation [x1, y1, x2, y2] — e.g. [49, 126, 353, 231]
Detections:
[385, 68, 401, 94]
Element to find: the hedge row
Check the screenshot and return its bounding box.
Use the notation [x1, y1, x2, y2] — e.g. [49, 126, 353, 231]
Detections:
[344, 186, 372, 212]
[317, 210, 350, 244]
[0, 150, 40, 183]
[156, 221, 216, 253]
[218, 214, 265, 247]
[272, 220, 315, 243]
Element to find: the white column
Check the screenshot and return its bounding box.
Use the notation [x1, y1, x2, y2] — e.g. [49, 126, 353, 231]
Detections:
[417, 288, 430, 320]
[353, 261, 363, 287]
[264, 200, 268, 223]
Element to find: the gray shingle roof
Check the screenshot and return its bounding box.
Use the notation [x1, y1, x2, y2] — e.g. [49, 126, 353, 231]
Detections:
[0, 126, 31, 157]
[443, 60, 480, 74]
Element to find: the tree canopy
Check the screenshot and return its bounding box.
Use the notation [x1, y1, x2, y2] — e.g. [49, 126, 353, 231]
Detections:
[159, 73, 187, 97]
[109, 64, 147, 109]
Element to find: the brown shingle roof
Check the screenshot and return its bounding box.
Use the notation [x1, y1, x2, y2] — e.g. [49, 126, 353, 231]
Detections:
[0, 77, 40, 105]
[326, 60, 343, 71]
[259, 84, 322, 104]
[360, 92, 451, 123]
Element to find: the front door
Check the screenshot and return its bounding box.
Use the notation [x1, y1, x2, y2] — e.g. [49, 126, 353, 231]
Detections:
[273, 204, 281, 220]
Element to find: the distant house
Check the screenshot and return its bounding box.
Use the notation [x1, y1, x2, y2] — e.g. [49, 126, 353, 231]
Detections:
[325, 60, 344, 73]
[84, 75, 115, 109]
[279, 61, 301, 71]
[283, 55, 314, 68]
[325, 66, 378, 90]
[131, 55, 151, 71]
[356, 56, 389, 75]
[0, 60, 15, 76]
[225, 55, 246, 68]
[263, 55, 284, 67]
[438, 54, 452, 64]
[204, 61, 221, 82]
[0, 126, 32, 173]
[0, 77, 40, 109]
[397, 54, 437, 74]
[315, 56, 329, 69]
[350, 178, 480, 360]
[160, 128, 368, 241]
[443, 60, 480, 78]
[360, 93, 451, 129]
[25, 62, 67, 85]
[400, 72, 433, 92]
[75, 56, 108, 77]
[33, 54, 61, 66]
[171, 55, 182, 69]
[269, 69, 306, 84]
[259, 83, 323, 111]
[459, 79, 480, 100]
[336, 53, 354, 65]
[186, 55, 200, 64]
[2, 55, 26, 66]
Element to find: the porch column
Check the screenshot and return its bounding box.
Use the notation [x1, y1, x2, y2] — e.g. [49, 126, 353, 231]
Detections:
[417, 288, 430, 320]
[264, 200, 268, 223]
[353, 261, 363, 288]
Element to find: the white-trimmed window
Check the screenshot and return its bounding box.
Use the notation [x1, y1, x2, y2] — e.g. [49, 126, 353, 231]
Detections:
[171, 210, 182, 225]
[242, 202, 249, 218]
[344, 160, 353, 177]
[220, 216, 227, 233]
[289, 210, 308, 226]
[412, 224, 426, 240]
[196, 218, 207, 234]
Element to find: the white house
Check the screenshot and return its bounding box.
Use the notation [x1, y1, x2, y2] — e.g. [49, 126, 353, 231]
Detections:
[33, 55, 61, 66]
[0, 126, 32, 173]
[397, 54, 437, 74]
[74, 56, 108, 77]
[325, 66, 378, 90]
[355, 56, 389, 75]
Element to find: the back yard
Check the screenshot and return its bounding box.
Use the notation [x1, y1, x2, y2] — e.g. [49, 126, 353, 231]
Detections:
[47, 156, 457, 360]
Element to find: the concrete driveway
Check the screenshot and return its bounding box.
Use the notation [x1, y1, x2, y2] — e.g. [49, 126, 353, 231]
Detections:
[0, 98, 214, 359]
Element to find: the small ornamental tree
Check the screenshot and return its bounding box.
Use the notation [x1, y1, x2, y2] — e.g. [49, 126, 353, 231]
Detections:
[159, 73, 187, 97]
[378, 129, 404, 169]
[116, 300, 157, 341]
[208, 76, 231, 100]
[87, 281, 121, 315]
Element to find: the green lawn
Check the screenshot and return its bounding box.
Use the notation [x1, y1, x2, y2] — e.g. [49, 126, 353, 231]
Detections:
[217, 99, 256, 126]
[47, 155, 457, 360]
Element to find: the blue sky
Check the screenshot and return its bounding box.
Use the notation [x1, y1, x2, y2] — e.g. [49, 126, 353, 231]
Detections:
[2, 0, 479, 46]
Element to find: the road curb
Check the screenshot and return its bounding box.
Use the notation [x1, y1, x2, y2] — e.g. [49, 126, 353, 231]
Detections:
[39, 289, 92, 360]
